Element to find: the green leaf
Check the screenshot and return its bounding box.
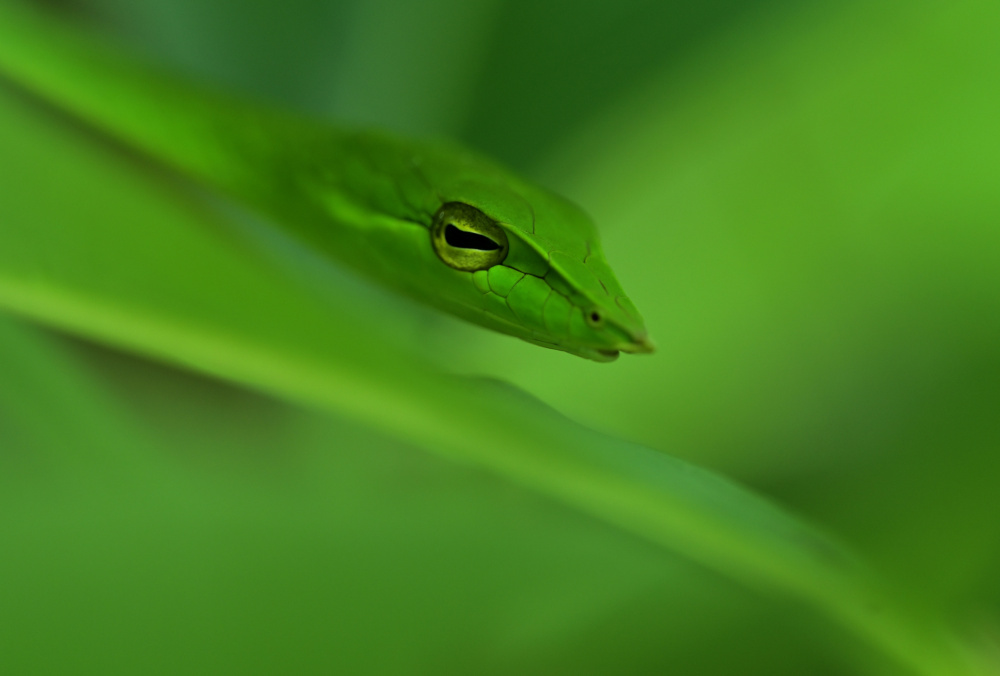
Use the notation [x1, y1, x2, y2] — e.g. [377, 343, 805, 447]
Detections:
[0, 313, 846, 674]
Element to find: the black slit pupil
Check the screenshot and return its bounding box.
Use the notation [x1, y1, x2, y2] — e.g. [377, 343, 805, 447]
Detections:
[445, 224, 500, 251]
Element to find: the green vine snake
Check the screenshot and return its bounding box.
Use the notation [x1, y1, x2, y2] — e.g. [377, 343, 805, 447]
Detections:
[0, 1, 653, 362]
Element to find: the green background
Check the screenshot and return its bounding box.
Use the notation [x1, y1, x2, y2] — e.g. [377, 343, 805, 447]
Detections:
[2, 0, 999, 673]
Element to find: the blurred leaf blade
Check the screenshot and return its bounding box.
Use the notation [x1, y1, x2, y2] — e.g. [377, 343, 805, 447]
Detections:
[0, 313, 846, 675]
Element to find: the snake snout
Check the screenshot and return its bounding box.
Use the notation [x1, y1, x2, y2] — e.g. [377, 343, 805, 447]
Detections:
[620, 334, 655, 355]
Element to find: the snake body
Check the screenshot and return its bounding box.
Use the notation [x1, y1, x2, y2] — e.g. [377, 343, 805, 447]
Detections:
[0, 1, 652, 361]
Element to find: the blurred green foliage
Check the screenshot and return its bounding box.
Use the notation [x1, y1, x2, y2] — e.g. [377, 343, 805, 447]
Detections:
[2, 0, 999, 674]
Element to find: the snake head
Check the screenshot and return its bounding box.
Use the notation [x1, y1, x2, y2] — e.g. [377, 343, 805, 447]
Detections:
[424, 168, 654, 362]
[339, 132, 654, 362]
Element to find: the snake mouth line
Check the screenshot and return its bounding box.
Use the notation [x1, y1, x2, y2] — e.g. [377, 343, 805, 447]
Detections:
[588, 336, 655, 361]
[620, 335, 655, 355]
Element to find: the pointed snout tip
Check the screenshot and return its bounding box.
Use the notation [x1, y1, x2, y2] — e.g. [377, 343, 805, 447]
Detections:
[623, 334, 656, 355]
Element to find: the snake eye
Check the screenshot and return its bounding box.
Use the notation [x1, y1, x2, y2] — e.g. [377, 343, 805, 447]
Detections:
[586, 309, 604, 328]
[432, 202, 509, 272]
